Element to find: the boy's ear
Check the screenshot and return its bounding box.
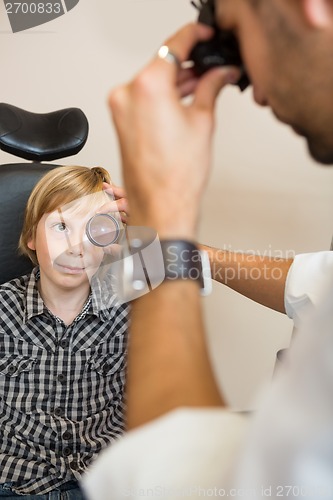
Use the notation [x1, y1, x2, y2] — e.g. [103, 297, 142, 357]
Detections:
[27, 239, 36, 251]
[303, 0, 333, 28]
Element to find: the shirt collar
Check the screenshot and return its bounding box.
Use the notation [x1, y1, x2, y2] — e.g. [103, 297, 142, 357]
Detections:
[90, 273, 120, 322]
[24, 267, 116, 324]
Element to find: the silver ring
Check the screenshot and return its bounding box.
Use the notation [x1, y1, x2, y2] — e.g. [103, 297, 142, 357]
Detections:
[157, 45, 181, 69]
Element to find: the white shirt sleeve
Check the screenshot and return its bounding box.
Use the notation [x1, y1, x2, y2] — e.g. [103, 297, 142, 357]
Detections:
[284, 251, 333, 328]
[81, 409, 248, 500]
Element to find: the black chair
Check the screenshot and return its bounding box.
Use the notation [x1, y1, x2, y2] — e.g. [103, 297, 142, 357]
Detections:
[0, 103, 89, 284]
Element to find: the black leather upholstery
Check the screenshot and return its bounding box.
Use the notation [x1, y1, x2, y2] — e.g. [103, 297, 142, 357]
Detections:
[0, 163, 58, 284]
[0, 103, 89, 161]
[0, 103, 89, 284]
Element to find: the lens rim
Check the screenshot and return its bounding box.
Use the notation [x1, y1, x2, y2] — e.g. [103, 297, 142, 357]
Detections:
[86, 213, 121, 247]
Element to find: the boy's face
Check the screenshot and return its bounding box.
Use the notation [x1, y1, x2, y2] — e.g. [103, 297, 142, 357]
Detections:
[28, 198, 107, 292]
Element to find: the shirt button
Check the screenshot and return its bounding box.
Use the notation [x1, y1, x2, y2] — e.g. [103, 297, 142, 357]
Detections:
[60, 339, 69, 348]
[57, 374, 66, 383]
[8, 365, 17, 375]
[70, 460, 80, 471]
[63, 446, 72, 457]
[54, 407, 64, 417]
[62, 431, 72, 440]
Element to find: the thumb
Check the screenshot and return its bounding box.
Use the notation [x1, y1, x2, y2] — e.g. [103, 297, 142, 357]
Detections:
[193, 66, 241, 112]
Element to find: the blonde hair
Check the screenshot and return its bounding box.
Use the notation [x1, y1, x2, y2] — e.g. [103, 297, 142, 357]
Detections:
[19, 165, 111, 264]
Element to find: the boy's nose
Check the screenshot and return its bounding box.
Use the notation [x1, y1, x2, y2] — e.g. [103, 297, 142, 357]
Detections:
[68, 241, 84, 257]
[66, 231, 90, 256]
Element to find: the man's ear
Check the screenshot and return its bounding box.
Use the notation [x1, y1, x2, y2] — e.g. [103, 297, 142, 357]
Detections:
[27, 239, 36, 251]
[303, 0, 333, 28]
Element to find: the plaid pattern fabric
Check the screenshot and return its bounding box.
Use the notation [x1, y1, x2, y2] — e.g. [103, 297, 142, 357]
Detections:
[0, 268, 129, 495]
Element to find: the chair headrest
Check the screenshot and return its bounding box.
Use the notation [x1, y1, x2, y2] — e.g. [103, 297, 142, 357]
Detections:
[0, 103, 89, 161]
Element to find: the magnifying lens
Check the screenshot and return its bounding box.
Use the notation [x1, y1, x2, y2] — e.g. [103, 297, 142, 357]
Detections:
[86, 213, 121, 247]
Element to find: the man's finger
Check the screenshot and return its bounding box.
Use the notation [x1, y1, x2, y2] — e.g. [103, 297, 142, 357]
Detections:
[150, 23, 214, 82]
[97, 198, 129, 215]
[193, 66, 241, 113]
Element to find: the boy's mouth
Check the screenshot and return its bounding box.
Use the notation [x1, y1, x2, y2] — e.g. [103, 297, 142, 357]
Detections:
[55, 263, 86, 274]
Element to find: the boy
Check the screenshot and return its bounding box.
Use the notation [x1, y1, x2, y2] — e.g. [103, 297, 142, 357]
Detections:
[0, 165, 129, 499]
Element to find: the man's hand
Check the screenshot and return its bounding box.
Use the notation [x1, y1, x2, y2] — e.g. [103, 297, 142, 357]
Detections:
[108, 23, 240, 240]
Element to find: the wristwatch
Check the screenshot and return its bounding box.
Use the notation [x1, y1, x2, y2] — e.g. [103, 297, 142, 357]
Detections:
[110, 229, 212, 303]
[159, 239, 212, 294]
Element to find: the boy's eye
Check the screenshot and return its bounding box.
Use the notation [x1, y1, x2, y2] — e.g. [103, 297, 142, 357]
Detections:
[53, 222, 68, 233]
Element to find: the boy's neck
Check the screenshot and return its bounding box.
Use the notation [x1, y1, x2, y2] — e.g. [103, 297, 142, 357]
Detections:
[38, 275, 91, 326]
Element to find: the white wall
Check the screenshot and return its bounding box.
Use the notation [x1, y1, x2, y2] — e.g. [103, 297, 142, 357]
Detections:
[1, 0, 332, 410]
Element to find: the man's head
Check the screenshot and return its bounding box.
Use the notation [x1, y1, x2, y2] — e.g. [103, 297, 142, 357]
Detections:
[215, 0, 333, 164]
[19, 165, 111, 264]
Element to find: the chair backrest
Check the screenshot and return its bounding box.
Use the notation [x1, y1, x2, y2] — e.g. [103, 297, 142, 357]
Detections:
[0, 103, 89, 284]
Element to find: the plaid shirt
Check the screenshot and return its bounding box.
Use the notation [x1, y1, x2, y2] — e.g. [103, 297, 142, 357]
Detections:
[0, 267, 129, 495]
